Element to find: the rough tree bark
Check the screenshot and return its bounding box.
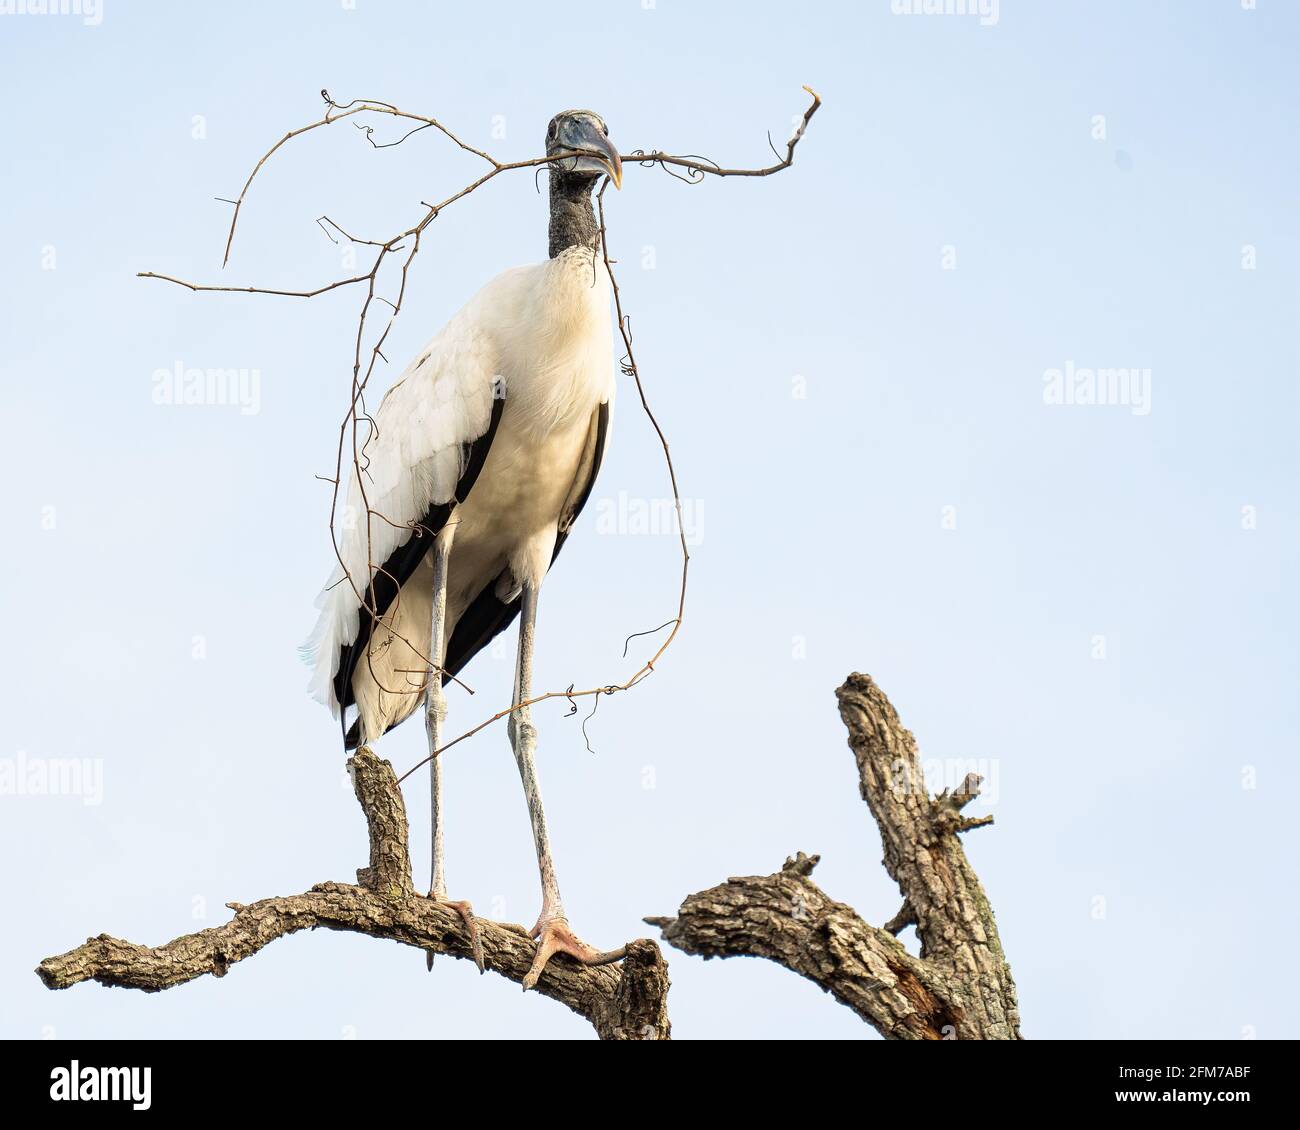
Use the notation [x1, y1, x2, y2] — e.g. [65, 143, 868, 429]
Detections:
[37, 672, 1018, 1039]
[646, 673, 1021, 1039]
[37, 748, 672, 1041]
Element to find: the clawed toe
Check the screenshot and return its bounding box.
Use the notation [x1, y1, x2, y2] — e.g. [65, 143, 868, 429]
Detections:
[425, 894, 485, 974]
[522, 916, 625, 991]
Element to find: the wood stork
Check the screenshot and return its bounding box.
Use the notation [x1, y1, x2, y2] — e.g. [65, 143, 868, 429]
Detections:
[303, 110, 624, 988]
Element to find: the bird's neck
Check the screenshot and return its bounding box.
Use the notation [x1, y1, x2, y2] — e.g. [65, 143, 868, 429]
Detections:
[548, 172, 598, 259]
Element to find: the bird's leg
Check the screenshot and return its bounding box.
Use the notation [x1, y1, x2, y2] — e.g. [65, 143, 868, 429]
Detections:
[510, 581, 625, 990]
[426, 526, 455, 896]
[423, 524, 483, 973]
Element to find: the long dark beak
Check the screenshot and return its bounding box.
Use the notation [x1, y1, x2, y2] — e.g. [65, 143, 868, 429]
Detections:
[562, 119, 623, 190]
[592, 131, 623, 190]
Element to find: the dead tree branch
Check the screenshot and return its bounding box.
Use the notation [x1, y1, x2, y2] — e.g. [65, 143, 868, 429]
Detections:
[36, 672, 1016, 1040]
[37, 748, 671, 1041]
[647, 673, 1021, 1040]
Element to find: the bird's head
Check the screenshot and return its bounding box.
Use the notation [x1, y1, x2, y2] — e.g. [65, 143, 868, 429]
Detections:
[546, 110, 622, 190]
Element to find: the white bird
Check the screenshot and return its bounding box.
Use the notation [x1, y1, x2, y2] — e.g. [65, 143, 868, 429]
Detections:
[302, 110, 624, 988]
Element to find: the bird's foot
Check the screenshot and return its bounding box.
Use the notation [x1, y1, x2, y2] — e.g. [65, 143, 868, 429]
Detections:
[522, 914, 626, 991]
[424, 893, 485, 974]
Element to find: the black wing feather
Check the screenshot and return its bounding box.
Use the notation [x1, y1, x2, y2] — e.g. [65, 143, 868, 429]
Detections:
[334, 396, 504, 714]
[344, 401, 609, 750]
[441, 401, 609, 684]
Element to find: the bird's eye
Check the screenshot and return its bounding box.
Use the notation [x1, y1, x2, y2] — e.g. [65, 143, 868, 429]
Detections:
[601, 123, 608, 136]
[547, 120, 558, 140]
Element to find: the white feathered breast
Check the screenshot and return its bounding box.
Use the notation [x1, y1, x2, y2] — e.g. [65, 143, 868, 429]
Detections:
[302, 247, 614, 717]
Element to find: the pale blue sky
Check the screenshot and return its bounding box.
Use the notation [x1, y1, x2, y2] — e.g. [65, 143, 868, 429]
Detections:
[2, 0, 1297, 1039]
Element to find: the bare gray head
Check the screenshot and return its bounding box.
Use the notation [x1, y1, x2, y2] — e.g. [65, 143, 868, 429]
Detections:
[546, 109, 621, 259]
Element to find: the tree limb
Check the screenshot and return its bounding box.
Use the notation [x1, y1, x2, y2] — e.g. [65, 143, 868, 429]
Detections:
[647, 673, 1021, 1040]
[647, 852, 964, 1040]
[36, 748, 670, 1041]
[37, 672, 1017, 1040]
